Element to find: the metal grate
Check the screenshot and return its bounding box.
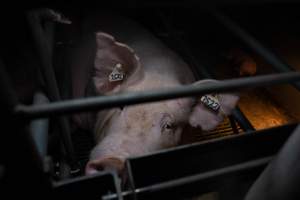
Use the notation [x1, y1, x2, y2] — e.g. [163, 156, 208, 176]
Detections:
[200, 117, 243, 140]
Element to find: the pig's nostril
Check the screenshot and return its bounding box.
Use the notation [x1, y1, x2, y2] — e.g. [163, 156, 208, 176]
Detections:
[85, 157, 124, 176]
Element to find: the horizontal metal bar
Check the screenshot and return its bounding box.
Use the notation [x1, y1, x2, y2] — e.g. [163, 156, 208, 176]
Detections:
[211, 9, 300, 91]
[53, 170, 123, 200]
[99, 0, 300, 8]
[138, 156, 272, 194]
[15, 72, 300, 119]
[103, 156, 272, 200]
[125, 123, 296, 188]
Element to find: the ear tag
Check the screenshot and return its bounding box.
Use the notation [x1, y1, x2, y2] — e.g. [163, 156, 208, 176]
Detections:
[109, 63, 125, 82]
[200, 94, 221, 112]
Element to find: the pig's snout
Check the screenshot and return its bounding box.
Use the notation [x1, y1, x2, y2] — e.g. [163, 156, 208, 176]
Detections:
[85, 157, 124, 176]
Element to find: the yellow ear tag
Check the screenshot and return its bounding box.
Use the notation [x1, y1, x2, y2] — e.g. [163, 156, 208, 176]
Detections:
[109, 63, 125, 82]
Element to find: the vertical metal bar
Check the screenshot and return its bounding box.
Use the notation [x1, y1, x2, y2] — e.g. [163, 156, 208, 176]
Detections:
[26, 9, 79, 174]
[211, 9, 300, 91]
[0, 59, 51, 197]
[113, 172, 124, 200]
[44, 21, 55, 58]
[30, 92, 50, 158]
[229, 115, 239, 134]
[125, 161, 138, 200]
[157, 10, 255, 132]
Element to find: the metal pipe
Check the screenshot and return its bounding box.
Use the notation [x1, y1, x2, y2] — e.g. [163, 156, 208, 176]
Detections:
[157, 11, 254, 131]
[136, 157, 272, 194]
[211, 9, 300, 90]
[15, 72, 300, 119]
[102, 156, 272, 200]
[44, 21, 55, 58]
[29, 92, 49, 158]
[245, 125, 300, 200]
[26, 9, 78, 173]
[0, 59, 52, 196]
[232, 108, 254, 131]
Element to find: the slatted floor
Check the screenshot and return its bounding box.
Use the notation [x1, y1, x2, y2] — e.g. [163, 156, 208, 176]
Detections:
[200, 118, 243, 140]
[181, 117, 243, 145]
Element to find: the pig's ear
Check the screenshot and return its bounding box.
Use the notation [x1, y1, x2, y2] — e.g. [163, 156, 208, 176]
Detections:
[93, 32, 143, 94]
[188, 79, 239, 131]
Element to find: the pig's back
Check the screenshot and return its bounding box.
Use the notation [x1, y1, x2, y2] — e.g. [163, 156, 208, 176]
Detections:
[81, 13, 195, 85]
[70, 13, 194, 129]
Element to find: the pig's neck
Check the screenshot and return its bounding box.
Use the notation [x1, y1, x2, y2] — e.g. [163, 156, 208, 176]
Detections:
[125, 72, 181, 92]
[129, 41, 195, 85]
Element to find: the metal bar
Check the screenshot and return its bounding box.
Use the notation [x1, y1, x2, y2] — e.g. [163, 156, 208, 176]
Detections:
[103, 0, 300, 9]
[245, 124, 300, 200]
[103, 156, 272, 200]
[136, 156, 272, 194]
[126, 123, 295, 189]
[228, 115, 239, 134]
[0, 59, 52, 197]
[44, 21, 55, 58]
[157, 10, 255, 131]
[53, 170, 122, 199]
[103, 123, 296, 199]
[26, 9, 79, 173]
[30, 92, 50, 158]
[125, 161, 137, 200]
[232, 108, 255, 131]
[15, 72, 300, 119]
[211, 9, 300, 91]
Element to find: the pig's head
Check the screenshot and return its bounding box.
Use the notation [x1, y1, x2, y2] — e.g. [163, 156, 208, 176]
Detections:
[85, 32, 239, 176]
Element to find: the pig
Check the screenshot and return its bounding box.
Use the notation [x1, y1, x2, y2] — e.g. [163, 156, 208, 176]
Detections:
[70, 13, 239, 176]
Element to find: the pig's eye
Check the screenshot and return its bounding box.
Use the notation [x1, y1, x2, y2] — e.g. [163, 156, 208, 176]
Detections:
[162, 122, 174, 132]
[164, 123, 172, 130]
[161, 113, 175, 133]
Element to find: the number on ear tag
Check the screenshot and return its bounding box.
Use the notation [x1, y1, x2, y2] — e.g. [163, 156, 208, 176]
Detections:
[109, 63, 125, 82]
[200, 94, 221, 112]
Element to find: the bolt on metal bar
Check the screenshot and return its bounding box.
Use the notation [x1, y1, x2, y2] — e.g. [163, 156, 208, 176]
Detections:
[26, 9, 78, 173]
[15, 72, 300, 120]
[211, 9, 300, 91]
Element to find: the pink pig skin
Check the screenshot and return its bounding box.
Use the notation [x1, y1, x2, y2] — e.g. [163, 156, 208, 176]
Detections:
[70, 13, 239, 176]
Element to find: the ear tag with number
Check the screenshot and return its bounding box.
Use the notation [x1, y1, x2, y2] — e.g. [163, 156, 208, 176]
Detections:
[109, 63, 125, 82]
[200, 94, 221, 112]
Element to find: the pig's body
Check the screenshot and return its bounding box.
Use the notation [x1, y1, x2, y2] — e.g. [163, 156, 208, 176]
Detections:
[72, 13, 194, 130]
[70, 13, 239, 175]
[72, 13, 194, 99]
